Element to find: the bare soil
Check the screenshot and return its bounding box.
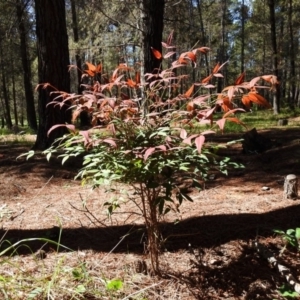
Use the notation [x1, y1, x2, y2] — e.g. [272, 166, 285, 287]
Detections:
[1, 127, 300, 299]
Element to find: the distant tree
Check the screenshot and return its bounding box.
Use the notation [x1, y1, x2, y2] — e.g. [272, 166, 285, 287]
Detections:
[33, 0, 71, 150]
[140, 0, 165, 75]
[16, 0, 38, 130]
[0, 41, 13, 129]
[267, 0, 280, 114]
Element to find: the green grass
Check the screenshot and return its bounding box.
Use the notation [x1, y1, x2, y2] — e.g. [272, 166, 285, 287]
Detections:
[187, 107, 300, 135]
[0, 235, 157, 300]
[0, 126, 36, 146]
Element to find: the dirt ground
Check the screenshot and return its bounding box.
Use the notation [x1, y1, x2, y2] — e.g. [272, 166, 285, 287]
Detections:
[1, 127, 300, 299]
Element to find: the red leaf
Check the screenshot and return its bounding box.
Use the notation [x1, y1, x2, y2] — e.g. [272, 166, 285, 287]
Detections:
[261, 75, 279, 85]
[219, 96, 233, 112]
[205, 107, 217, 119]
[186, 101, 194, 112]
[144, 147, 156, 161]
[197, 47, 210, 54]
[156, 145, 167, 151]
[249, 76, 261, 88]
[151, 47, 162, 59]
[226, 117, 247, 129]
[183, 134, 199, 146]
[85, 62, 96, 72]
[242, 95, 251, 110]
[212, 62, 220, 74]
[47, 124, 76, 137]
[201, 75, 212, 84]
[202, 130, 215, 135]
[234, 72, 245, 85]
[107, 123, 116, 135]
[185, 51, 197, 63]
[85, 69, 95, 77]
[79, 130, 91, 146]
[71, 109, 81, 123]
[96, 63, 102, 73]
[216, 118, 226, 132]
[163, 51, 176, 59]
[102, 138, 117, 147]
[180, 129, 187, 139]
[213, 73, 224, 78]
[135, 72, 141, 84]
[167, 30, 174, 46]
[127, 79, 136, 88]
[184, 84, 194, 97]
[195, 135, 205, 154]
[247, 93, 272, 108]
[223, 108, 246, 118]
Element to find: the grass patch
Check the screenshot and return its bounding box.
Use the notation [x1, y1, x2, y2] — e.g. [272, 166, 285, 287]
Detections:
[0, 235, 167, 299]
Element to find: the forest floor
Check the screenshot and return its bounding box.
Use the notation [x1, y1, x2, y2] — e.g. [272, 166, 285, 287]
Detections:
[1, 126, 300, 299]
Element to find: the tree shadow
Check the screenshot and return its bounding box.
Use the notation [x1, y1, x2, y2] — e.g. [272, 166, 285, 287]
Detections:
[170, 240, 290, 299]
[1, 203, 299, 298]
[2, 203, 300, 255]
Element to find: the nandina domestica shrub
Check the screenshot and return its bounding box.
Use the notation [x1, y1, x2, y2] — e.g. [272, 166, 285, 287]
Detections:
[27, 32, 277, 275]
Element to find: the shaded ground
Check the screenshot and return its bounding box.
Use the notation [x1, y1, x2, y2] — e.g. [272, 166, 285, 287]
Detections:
[1, 127, 300, 299]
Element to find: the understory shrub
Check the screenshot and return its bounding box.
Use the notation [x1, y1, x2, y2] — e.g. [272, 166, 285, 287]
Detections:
[23, 32, 277, 275]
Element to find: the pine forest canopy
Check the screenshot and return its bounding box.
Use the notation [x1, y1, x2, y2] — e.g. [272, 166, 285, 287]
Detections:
[0, 0, 299, 143]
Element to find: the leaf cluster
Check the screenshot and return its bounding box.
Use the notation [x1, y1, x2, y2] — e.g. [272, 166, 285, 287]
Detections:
[40, 32, 275, 215]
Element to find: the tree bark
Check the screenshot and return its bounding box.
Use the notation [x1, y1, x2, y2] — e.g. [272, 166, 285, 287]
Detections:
[196, 0, 210, 76]
[267, 0, 280, 114]
[11, 59, 18, 126]
[288, 0, 296, 109]
[140, 0, 165, 75]
[16, 0, 38, 130]
[70, 0, 83, 94]
[33, 0, 71, 150]
[0, 42, 13, 129]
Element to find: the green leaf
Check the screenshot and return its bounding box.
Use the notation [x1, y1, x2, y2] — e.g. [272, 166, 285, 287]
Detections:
[295, 228, 300, 240]
[16, 150, 35, 160]
[176, 192, 183, 205]
[27, 287, 43, 299]
[164, 207, 171, 215]
[72, 268, 83, 280]
[46, 152, 52, 162]
[286, 229, 295, 236]
[106, 279, 123, 291]
[75, 284, 86, 293]
[278, 284, 299, 297]
[61, 155, 70, 165]
[182, 193, 193, 202]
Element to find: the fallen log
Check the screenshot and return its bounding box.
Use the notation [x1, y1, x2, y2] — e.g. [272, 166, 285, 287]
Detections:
[253, 240, 300, 294]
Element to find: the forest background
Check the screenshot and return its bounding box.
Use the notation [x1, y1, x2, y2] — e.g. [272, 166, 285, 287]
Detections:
[0, 0, 298, 147]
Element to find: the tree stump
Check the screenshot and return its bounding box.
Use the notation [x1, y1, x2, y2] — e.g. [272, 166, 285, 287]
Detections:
[283, 174, 298, 199]
[277, 119, 288, 126]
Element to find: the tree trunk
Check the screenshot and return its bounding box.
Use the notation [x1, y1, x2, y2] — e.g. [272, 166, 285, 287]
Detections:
[196, 0, 210, 76]
[16, 0, 38, 130]
[11, 59, 18, 126]
[140, 0, 165, 75]
[241, 0, 246, 74]
[70, 0, 83, 94]
[288, 0, 296, 109]
[217, 0, 227, 92]
[0, 42, 13, 129]
[268, 0, 280, 114]
[33, 0, 71, 150]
